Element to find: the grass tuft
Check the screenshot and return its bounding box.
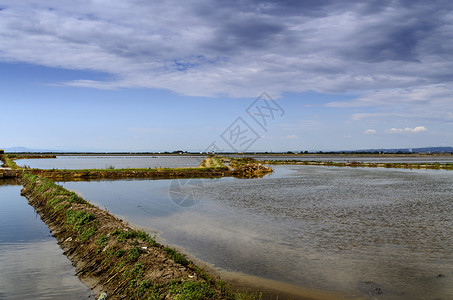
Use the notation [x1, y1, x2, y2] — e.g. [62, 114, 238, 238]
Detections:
[163, 247, 190, 266]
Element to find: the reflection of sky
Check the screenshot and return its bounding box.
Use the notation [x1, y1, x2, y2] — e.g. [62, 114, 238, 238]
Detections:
[15, 155, 204, 170]
[0, 185, 93, 299]
[250, 155, 453, 164]
[62, 166, 453, 299]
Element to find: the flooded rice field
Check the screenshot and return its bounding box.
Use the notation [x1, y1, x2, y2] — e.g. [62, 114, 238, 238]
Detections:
[0, 180, 93, 300]
[60, 165, 453, 299]
[14, 155, 204, 169]
[248, 155, 453, 164]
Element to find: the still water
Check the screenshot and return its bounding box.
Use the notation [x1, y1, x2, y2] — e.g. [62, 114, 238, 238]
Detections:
[249, 155, 453, 164]
[0, 180, 93, 300]
[61, 165, 453, 299]
[15, 155, 204, 169]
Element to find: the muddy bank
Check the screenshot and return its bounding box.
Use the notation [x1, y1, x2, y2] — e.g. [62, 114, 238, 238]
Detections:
[19, 172, 259, 300]
[0, 169, 18, 178]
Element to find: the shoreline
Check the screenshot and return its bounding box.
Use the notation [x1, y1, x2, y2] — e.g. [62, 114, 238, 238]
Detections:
[1, 155, 273, 180]
[19, 172, 261, 299]
[260, 159, 453, 170]
[110, 209, 351, 300]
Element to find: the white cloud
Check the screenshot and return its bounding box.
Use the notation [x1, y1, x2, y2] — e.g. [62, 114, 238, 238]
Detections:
[327, 84, 453, 108]
[0, 1, 452, 97]
[285, 134, 298, 139]
[364, 129, 376, 134]
[385, 126, 428, 134]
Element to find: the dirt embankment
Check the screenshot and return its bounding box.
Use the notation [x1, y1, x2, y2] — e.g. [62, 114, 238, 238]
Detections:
[2, 154, 273, 180]
[25, 167, 232, 181]
[19, 172, 259, 300]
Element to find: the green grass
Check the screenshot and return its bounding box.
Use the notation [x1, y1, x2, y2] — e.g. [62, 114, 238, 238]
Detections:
[228, 157, 259, 169]
[66, 209, 97, 241]
[1, 155, 20, 169]
[20, 172, 265, 300]
[214, 156, 226, 167]
[163, 247, 190, 266]
[127, 246, 145, 262]
[170, 281, 216, 300]
[96, 234, 109, 251]
[22, 172, 87, 206]
[112, 229, 158, 247]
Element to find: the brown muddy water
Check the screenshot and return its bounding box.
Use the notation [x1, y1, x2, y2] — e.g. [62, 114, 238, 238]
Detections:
[0, 180, 93, 299]
[60, 165, 453, 299]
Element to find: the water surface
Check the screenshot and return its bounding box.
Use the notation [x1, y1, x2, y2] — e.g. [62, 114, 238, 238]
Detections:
[0, 180, 93, 300]
[15, 155, 204, 169]
[61, 165, 453, 299]
[247, 155, 453, 164]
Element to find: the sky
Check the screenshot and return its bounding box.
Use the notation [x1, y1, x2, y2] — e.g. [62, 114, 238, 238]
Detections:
[1, 0, 453, 152]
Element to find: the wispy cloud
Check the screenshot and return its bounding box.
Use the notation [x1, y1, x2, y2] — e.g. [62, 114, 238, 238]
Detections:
[0, 1, 452, 98]
[386, 126, 428, 134]
[364, 129, 376, 134]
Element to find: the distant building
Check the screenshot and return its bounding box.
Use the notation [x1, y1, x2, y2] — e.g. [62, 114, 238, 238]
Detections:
[0, 149, 4, 154]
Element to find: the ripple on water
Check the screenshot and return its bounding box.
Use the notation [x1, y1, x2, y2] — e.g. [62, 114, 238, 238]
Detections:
[0, 184, 93, 299]
[61, 165, 453, 299]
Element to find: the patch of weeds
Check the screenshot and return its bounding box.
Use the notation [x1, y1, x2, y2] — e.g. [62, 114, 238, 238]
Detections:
[115, 261, 126, 272]
[66, 209, 95, 228]
[163, 247, 190, 266]
[22, 172, 87, 206]
[127, 246, 144, 262]
[111, 229, 157, 246]
[134, 280, 162, 299]
[114, 249, 126, 257]
[54, 202, 70, 212]
[131, 262, 144, 277]
[216, 280, 234, 298]
[2, 155, 20, 169]
[96, 234, 109, 252]
[67, 193, 85, 204]
[80, 224, 97, 241]
[137, 279, 151, 296]
[170, 281, 216, 300]
[66, 209, 97, 241]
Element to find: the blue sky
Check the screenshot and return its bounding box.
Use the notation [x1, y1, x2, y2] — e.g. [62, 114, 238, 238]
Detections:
[1, 1, 453, 152]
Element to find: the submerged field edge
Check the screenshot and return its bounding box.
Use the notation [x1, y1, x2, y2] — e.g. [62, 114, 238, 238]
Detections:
[19, 172, 262, 300]
[260, 159, 453, 170]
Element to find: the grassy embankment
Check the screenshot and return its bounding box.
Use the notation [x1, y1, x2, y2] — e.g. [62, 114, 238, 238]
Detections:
[3, 154, 272, 180]
[0, 154, 21, 169]
[20, 172, 261, 300]
[260, 159, 453, 170]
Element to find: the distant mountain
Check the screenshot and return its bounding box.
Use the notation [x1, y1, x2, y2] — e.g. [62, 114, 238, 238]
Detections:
[351, 146, 453, 153]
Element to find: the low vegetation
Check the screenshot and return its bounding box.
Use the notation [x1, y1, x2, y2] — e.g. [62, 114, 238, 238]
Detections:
[20, 172, 262, 300]
[0, 154, 20, 169]
[199, 156, 228, 168]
